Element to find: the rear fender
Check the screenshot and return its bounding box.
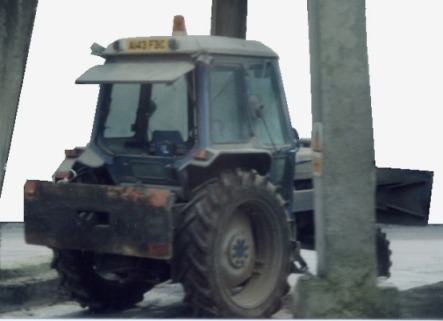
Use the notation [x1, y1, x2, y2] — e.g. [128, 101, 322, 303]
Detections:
[182, 152, 272, 195]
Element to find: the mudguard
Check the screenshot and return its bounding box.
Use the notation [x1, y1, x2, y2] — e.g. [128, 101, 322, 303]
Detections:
[24, 180, 173, 259]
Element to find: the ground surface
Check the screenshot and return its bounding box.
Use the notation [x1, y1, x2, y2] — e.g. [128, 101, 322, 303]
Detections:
[1, 223, 443, 318]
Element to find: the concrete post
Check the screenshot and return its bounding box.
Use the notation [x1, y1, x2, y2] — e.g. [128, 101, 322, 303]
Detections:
[0, 0, 38, 197]
[210, 0, 247, 39]
[293, 1, 399, 318]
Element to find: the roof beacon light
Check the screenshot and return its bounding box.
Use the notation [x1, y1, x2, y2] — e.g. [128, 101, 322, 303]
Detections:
[172, 15, 187, 36]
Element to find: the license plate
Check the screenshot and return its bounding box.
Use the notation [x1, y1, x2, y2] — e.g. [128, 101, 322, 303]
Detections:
[126, 38, 169, 51]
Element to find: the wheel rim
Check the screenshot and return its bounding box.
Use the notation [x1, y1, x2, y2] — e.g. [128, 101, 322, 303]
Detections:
[221, 209, 255, 289]
[219, 200, 280, 308]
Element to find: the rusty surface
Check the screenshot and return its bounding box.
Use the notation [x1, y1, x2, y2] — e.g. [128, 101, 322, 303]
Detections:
[23, 180, 37, 197]
[119, 186, 170, 208]
[24, 181, 174, 259]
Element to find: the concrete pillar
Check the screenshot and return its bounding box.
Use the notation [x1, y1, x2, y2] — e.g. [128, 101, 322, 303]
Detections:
[0, 0, 38, 197]
[210, 0, 247, 39]
[293, 1, 399, 318]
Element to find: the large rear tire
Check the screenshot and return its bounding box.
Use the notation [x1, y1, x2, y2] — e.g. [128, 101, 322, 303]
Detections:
[52, 249, 152, 311]
[376, 227, 392, 277]
[176, 169, 292, 318]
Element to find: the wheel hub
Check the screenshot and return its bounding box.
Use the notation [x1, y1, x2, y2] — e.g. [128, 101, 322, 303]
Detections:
[221, 210, 256, 288]
[229, 235, 250, 268]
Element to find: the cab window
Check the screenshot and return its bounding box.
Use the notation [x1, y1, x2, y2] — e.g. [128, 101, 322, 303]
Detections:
[248, 63, 290, 147]
[209, 66, 249, 144]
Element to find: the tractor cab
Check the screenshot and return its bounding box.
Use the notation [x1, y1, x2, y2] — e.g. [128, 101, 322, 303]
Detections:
[74, 34, 297, 202]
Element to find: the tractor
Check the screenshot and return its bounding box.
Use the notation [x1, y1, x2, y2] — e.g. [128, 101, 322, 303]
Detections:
[25, 17, 432, 318]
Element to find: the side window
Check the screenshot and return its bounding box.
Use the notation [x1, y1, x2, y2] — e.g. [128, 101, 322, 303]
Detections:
[209, 66, 248, 143]
[249, 63, 289, 147]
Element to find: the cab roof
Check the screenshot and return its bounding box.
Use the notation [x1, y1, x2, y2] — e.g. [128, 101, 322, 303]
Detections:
[94, 35, 278, 59]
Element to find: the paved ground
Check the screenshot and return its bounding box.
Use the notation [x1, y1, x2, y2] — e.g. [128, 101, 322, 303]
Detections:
[1, 223, 443, 318]
[0, 223, 52, 270]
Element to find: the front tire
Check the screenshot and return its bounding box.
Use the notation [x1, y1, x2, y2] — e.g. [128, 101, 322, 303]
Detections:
[176, 170, 292, 318]
[52, 250, 152, 311]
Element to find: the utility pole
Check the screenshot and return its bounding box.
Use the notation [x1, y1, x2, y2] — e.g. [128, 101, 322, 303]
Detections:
[211, 0, 247, 38]
[293, 1, 399, 317]
[0, 0, 38, 197]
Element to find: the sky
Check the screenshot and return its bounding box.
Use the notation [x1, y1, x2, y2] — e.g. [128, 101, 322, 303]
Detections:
[0, 0, 441, 223]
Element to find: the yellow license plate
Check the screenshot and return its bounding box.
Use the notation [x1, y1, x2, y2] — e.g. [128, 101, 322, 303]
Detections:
[126, 38, 169, 51]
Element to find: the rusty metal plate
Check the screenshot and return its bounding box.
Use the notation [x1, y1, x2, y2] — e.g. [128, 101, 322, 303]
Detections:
[24, 180, 174, 259]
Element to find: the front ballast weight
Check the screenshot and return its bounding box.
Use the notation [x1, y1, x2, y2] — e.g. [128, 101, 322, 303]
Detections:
[24, 180, 174, 259]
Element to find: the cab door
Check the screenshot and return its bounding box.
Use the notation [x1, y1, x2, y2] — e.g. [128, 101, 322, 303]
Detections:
[247, 61, 297, 206]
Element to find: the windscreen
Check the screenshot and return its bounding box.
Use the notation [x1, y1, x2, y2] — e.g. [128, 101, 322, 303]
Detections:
[97, 75, 191, 156]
